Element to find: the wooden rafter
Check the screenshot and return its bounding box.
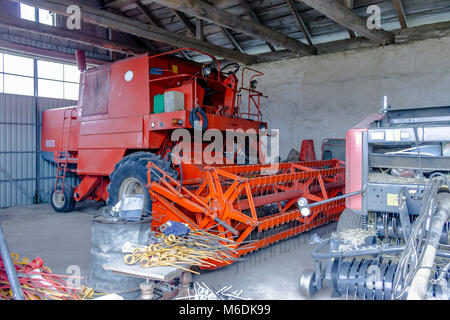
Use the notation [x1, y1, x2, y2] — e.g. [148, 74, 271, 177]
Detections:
[98, 0, 154, 54]
[150, 0, 315, 55]
[196, 18, 204, 40]
[134, 0, 159, 26]
[133, 0, 190, 59]
[172, 10, 197, 38]
[298, 0, 395, 45]
[238, 0, 276, 52]
[285, 0, 314, 46]
[0, 9, 145, 55]
[0, 38, 109, 64]
[9, 0, 257, 64]
[392, 0, 408, 29]
[220, 28, 244, 53]
[342, 0, 357, 38]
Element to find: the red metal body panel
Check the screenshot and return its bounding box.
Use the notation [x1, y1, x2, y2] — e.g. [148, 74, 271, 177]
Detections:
[345, 113, 386, 210]
[41, 107, 80, 153]
[76, 149, 125, 175]
[108, 55, 150, 118]
[78, 116, 144, 149]
[345, 129, 363, 210]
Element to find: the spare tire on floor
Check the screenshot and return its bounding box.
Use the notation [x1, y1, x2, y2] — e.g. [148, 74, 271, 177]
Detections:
[106, 152, 177, 216]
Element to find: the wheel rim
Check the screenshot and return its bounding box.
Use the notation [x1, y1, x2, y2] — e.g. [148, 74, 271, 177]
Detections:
[119, 178, 145, 200]
[299, 269, 317, 298]
[52, 191, 65, 209]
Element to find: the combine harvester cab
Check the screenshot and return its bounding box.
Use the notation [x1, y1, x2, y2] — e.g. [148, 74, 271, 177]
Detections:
[299, 105, 450, 300]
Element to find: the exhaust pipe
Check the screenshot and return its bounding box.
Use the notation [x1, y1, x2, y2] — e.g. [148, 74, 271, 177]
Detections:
[75, 50, 86, 71]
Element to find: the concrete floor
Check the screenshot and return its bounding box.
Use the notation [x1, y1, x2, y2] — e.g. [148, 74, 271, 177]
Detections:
[0, 202, 337, 300]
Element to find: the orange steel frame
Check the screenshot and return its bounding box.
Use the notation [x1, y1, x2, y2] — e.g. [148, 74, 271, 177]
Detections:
[147, 159, 345, 268]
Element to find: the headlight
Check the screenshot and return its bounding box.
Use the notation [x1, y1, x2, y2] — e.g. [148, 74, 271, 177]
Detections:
[250, 79, 257, 90]
[203, 66, 211, 76]
[297, 197, 310, 217]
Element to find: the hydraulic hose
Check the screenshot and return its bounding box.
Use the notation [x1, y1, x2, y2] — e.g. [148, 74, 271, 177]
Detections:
[407, 192, 450, 300]
[189, 107, 208, 130]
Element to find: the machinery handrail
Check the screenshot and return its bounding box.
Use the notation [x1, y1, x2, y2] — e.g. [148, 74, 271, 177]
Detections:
[237, 67, 264, 121]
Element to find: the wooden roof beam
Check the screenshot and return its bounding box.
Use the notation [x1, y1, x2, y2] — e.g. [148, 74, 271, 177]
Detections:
[220, 27, 244, 53]
[9, 0, 256, 64]
[134, 0, 159, 26]
[392, 0, 408, 29]
[0, 9, 145, 55]
[133, 0, 190, 59]
[196, 18, 204, 40]
[174, 2, 244, 53]
[342, 0, 357, 38]
[285, 0, 315, 47]
[298, 0, 395, 45]
[150, 0, 316, 55]
[172, 10, 197, 38]
[238, 0, 276, 52]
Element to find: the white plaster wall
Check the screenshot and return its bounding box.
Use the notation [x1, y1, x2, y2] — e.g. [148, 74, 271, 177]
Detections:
[254, 36, 450, 159]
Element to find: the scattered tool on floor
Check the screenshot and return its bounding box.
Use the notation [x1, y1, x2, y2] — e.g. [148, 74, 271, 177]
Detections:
[0, 253, 87, 300]
[123, 221, 241, 273]
[176, 281, 248, 300]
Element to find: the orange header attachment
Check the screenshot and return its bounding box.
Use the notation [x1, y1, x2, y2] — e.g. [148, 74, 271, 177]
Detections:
[147, 159, 346, 268]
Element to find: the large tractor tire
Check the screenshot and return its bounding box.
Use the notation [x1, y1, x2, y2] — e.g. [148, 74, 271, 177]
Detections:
[106, 152, 177, 215]
[336, 208, 364, 233]
[50, 183, 76, 213]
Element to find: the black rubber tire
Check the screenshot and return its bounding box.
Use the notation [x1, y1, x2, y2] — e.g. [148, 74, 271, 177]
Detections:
[336, 208, 364, 233]
[50, 183, 76, 213]
[106, 152, 177, 215]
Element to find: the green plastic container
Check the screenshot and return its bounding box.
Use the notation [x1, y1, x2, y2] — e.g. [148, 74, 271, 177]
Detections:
[153, 94, 164, 114]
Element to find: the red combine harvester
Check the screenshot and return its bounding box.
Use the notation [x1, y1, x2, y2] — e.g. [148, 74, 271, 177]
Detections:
[41, 49, 345, 263]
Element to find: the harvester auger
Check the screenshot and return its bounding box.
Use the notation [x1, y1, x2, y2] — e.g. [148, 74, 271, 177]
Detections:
[147, 159, 346, 267]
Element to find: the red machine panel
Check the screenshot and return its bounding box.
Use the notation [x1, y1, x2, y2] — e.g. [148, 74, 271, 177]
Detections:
[345, 113, 386, 210]
[41, 107, 79, 153]
[76, 149, 126, 176]
[108, 54, 150, 118]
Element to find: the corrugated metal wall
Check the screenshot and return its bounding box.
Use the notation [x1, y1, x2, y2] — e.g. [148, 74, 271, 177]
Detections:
[0, 93, 77, 208]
